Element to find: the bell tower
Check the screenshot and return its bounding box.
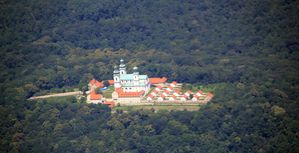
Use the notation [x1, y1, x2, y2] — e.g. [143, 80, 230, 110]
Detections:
[133, 66, 139, 80]
[119, 59, 127, 75]
[113, 65, 121, 88]
[133, 66, 139, 88]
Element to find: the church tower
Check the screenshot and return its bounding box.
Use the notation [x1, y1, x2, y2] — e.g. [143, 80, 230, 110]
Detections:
[133, 66, 139, 80]
[113, 65, 121, 88]
[119, 59, 127, 75]
[133, 66, 139, 88]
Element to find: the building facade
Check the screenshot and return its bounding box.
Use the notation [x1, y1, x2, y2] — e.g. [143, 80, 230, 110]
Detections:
[113, 59, 151, 93]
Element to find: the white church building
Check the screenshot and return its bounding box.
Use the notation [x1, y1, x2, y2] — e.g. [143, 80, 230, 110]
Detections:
[113, 59, 151, 92]
[112, 59, 151, 102]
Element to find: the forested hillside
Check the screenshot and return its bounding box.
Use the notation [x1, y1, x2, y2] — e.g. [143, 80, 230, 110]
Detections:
[0, 0, 299, 152]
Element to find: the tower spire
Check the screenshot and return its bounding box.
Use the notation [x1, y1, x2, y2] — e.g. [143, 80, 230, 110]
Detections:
[133, 66, 139, 74]
[113, 65, 119, 74]
[119, 58, 127, 74]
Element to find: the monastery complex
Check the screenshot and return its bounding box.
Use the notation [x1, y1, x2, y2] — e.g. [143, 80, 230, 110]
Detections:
[86, 59, 213, 108]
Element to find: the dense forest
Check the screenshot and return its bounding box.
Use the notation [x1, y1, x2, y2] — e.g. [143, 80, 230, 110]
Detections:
[0, 0, 299, 152]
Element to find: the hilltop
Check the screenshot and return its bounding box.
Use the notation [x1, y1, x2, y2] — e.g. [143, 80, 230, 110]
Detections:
[0, 0, 298, 152]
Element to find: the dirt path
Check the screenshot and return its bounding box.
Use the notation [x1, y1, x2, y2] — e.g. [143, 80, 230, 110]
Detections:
[28, 91, 83, 100]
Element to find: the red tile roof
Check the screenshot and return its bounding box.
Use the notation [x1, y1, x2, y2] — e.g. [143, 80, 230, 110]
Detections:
[89, 79, 104, 88]
[207, 92, 214, 97]
[171, 81, 177, 85]
[108, 80, 114, 85]
[149, 77, 167, 84]
[156, 86, 163, 89]
[174, 89, 180, 93]
[164, 90, 170, 94]
[89, 79, 96, 84]
[152, 89, 159, 93]
[115, 88, 145, 97]
[160, 94, 166, 98]
[148, 94, 154, 98]
[90, 90, 102, 100]
[103, 101, 115, 108]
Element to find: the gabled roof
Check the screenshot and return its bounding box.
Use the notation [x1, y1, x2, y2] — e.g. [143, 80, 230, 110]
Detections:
[89, 79, 104, 88]
[152, 89, 159, 93]
[156, 86, 163, 89]
[149, 77, 167, 84]
[160, 94, 166, 98]
[164, 90, 170, 94]
[115, 88, 145, 97]
[90, 91, 102, 100]
[174, 89, 180, 93]
[148, 94, 154, 98]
